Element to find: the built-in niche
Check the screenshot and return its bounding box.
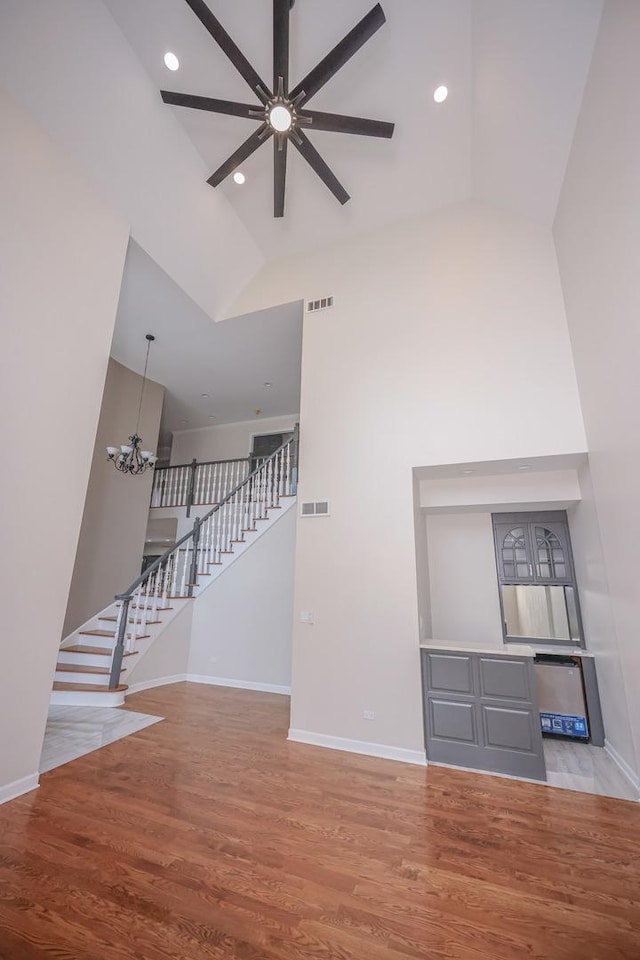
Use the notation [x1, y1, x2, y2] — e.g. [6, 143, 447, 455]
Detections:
[491, 511, 584, 647]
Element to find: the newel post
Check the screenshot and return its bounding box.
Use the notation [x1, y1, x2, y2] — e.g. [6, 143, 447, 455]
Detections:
[109, 594, 132, 688]
[187, 516, 202, 598]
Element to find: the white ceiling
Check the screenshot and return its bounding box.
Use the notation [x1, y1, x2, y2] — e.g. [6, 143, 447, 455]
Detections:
[111, 240, 303, 442]
[104, 0, 603, 260]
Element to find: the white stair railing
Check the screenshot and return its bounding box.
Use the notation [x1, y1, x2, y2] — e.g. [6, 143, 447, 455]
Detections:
[108, 436, 297, 689]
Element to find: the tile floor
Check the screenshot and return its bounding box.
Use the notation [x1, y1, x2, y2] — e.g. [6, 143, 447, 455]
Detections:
[544, 738, 639, 802]
[39, 704, 163, 773]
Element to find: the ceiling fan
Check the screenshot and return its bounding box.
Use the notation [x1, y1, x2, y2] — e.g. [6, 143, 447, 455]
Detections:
[161, 0, 394, 217]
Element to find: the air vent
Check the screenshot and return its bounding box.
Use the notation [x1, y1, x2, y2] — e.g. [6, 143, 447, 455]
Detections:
[300, 500, 331, 517]
[306, 296, 334, 313]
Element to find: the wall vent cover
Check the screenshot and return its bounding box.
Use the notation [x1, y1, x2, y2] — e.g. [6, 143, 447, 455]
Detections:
[300, 500, 331, 517]
[306, 296, 334, 313]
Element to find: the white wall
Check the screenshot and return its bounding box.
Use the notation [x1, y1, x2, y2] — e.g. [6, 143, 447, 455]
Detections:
[567, 464, 636, 768]
[0, 93, 128, 797]
[426, 513, 503, 646]
[63, 359, 164, 636]
[554, 0, 640, 777]
[0, 0, 262, 325]
[126, 604, 193, 690]
[171, 414, 298, 465]
[188, 508, 296, 690]
[225, 202, 587, 755]
[420, 469, 582, 513]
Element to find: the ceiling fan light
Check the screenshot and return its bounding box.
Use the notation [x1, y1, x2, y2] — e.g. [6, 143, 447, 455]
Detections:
[164, 51, 180, 71]
[269, 105, 292, 132]
[232, 171, 246, 185]
[433, 85, 448, 103]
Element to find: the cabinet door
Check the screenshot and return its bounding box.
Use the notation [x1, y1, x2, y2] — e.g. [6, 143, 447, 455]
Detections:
[494, 521, 533, 583]
[530, 520, 572, 584]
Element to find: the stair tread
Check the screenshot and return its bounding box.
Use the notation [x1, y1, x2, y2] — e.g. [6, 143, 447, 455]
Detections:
[63, 645, 138, 657]
[100, 616, 162, 625]
[52, 682, 128, 692]
[79, 629, 150, 639]
[55, 663, 123, 676]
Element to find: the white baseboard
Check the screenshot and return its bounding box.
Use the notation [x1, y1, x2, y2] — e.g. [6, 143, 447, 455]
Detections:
[126, 674, 188, 695]
[288, 729, 426, 766]
[187, 674, 291, 696]
[0, 772, 39, 805]
[605, 739, 640, 794]
[127, 673, 291, 697]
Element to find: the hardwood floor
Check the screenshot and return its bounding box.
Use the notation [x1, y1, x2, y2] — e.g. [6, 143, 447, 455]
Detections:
[1, 683, 639, 960]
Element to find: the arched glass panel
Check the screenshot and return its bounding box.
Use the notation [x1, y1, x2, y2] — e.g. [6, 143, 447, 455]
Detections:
[534, 526, 566, 579]
[501, 527, 530, 579]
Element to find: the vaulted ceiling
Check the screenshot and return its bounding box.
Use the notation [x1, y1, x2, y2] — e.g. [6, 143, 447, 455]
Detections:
[105, 0, 603, 259]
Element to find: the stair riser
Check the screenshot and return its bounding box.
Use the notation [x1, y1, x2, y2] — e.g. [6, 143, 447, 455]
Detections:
[97, 617, 161, 630]
[55, 670, 111, 686]
[57, 652, 112, 668]
[50, 689, 126, 707]
[67, 636, 114, 651]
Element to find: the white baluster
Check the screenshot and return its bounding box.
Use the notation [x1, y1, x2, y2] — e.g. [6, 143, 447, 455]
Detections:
[170, 549, 179, 597]
[161, 558, 170, 605]
[179, 547, 188, 596]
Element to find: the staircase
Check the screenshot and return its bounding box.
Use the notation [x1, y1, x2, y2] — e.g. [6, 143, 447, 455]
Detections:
[52, 438, 297, 707]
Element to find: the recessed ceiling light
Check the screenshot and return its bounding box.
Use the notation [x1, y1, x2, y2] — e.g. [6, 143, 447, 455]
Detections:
[433, 85, 448, 104]
[208, 415, 216, 420]
[164, 51, 180, 71]
[179, 418, 187, 424]
[233, 170, 246, 185]
[519, 465, 531, 471]
[201, 393, 209, 399]
[263, 381, 272, 387]
[462, 469, 474, 475]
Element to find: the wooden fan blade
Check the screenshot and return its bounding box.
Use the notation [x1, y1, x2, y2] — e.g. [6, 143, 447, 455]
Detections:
[161, 91, 261, 119]
[273, 0, 290, 94]
[207, 124, 272, 187]
[289, 4, 385, 106]
[184, 0, 272, 102]
[292, 130, 350, 205]
[274, 136, 288, 218]
[299, 109, 394, 138]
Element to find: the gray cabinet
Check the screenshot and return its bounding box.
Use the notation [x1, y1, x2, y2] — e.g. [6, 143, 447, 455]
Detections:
[421, 647, 546, 781]
[493, 512, 574, 585]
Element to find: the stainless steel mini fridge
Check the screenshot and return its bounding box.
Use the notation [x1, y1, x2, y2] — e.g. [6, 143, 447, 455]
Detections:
[534, 656, 589, 740]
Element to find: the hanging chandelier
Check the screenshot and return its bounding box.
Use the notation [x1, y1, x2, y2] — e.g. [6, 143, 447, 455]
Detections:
[106, 334, 158, 476]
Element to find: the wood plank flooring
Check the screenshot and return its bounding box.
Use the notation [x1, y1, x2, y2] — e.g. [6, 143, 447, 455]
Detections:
[1, 682, 639, 959]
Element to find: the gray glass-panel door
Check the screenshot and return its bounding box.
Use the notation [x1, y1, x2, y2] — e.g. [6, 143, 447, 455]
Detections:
[494, 522, 534, 583]
[493, 513, 574, 586]
[531, 520, 572, 584]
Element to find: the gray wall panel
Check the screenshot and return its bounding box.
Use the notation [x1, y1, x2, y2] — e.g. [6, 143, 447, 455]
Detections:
[426, 654, 473, 694]
[429, 698, 476, 743]
[479, 658, 531, 701]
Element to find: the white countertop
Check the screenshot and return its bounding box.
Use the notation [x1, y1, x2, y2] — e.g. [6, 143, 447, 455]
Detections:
[420, 641, 536, 659]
